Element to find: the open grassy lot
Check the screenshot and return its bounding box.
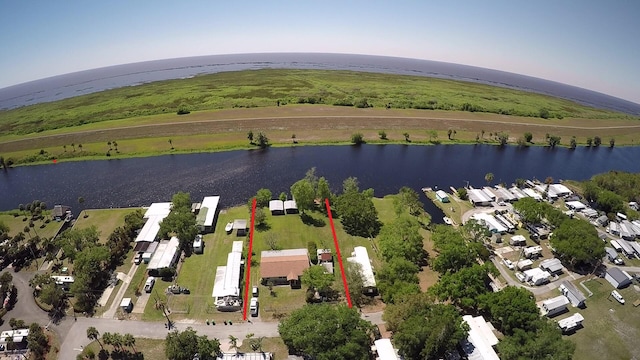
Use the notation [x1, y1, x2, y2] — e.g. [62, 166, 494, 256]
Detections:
[0, 212, 64, 239]
[564, 278, 640, 359]
[80, 338, 166, 360]
[238, 337, 289, 359]
[72, 208, 141, 243]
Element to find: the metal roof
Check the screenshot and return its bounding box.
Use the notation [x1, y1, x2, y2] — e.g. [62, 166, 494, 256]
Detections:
[347, 246, 376, 288]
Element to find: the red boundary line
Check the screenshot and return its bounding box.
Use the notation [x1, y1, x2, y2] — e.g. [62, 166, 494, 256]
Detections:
[326, 199, 352, 308]
[242, 198, 257, 320]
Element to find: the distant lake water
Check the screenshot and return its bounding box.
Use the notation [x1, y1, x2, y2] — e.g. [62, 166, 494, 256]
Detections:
[2, 53, 639, 115]
[2, 144, 639, 223]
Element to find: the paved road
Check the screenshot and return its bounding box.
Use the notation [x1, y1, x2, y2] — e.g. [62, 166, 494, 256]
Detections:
[490, 257, 563, 296]
[59, 317, 280, 360]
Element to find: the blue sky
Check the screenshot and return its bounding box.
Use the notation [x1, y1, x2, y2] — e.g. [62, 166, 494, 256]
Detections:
[1, 0, 639, 103]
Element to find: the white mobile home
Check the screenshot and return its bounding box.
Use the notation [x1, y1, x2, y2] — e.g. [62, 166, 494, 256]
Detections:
[372, 339, 400, 360]
[517, 259, 533, 271]
[147, 236, 180, 272]
[347, 246, 377, 294]
[197, 196, 220, 233]
[540, 258, 563, 275]
[558, 313, 584, 333]
[509, 187, 528, 199]
[460, 315, 500, 360]
[610, 240, 623, 252]
[524, 246, 543, 259]
[523, 188, 543, 201]
[542, 295, 570, 317]
[559, 281, 586, 308]
[565, 201, 586, 211]
[135, 202, 172, 243]
[617, 239, 635, 258]
[468, 189, 492, 206]
[510, 235, 527, 246]
[524, 268, 551, 286]
[435, 190, 450, 203]
[472, 213, 508, 234]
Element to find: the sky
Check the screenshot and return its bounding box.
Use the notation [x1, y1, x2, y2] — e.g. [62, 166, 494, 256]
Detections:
[1, 0, 639, 104]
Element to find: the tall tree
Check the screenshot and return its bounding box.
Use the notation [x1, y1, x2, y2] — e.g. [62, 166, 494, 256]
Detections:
[290, 179, 315, 213]
[484, 172, 494, 186]
[279, 304, 373, 360]
[550, 218, 605, 267]
[378, 216, 425, 265]
[301, 266, 334, 293]
[26, 323, 49, 360]
[78, 196, 85, 218]
[165, 327, 221, 360]
[478, 286, 540, 335]
[497, 319, 575, 360]
[255, 188, 272, 208]
[317, 176, 333, 213]
[247, 130, 254, 144]
[335, 191, 380, 237]
[87, 327, 103, 349]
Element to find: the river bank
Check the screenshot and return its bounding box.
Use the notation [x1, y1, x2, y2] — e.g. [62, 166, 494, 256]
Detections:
[3, 106, 640, 167]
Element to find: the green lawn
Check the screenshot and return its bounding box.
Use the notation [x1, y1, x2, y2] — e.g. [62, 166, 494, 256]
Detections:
[0, 211, 64, 239]
[565, 278, 640, 359]
[80, 338, 167, 360]
[72, 208, 141, 243]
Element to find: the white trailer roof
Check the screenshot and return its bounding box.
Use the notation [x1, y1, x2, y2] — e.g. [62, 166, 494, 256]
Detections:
[373, 339, 399, 360]
[461, 315, 499, 360]
[558, 313, 584, 330]
[472, 213, 508, 233]
[136, 202, 172, 243]
[347, 246, 376, 287]
[147, 237, 179, 270]
[269, 200, 284, 212]
[201, 196, 220, 227]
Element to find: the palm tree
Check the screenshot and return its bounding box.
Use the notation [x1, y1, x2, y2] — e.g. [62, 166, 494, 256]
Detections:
[78, 143, 83, 152]
[107, 141, 112, 151]
[63, 145, 67, 152]
[484, 172, 494, 186]
[102, 332, 114, 350]
[228, 335, 239, 353]
[24, 226, 31, 239]
[168, 139, 174, 150]
[403, 132, 410, 142]
[87, 326, 103, 349]
[111, 333, 124, 352]
[19, 204, 25, 219]
[123, 333, 136, 353]
[71, 143, 75, 152]
[113, 141, 118, 152]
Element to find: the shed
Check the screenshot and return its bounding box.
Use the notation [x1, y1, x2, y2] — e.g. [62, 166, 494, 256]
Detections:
[435, 190, 450, 203]
[120, 297, 133, 312]
[558, 313, 584, 333]
[559, 281, 586, 308]
[596, 215, 609, 227]
[233, 219, 247, 236]
[510, 235, 527, 246]
[540, 258, 563, 274]
[284, 200, 298, 214]
[541, 295, 569, 317]
[269, 200, 285, 215]
[605, 267, 633, 289]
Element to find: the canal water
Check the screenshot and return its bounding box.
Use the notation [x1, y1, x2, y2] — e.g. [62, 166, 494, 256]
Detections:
[2, 144, 639, 222]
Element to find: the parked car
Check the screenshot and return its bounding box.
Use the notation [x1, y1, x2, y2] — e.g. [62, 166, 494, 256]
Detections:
[144, 276, 156, 293]
[134, 252, 143, 265]
[614, 257, 625, 265]
[515, 272, 526, 282]
[503, 259, 515, 270]
[252, 286, 259, 298]
[250, 297, 259, 317]
[611, 290, 625, 304]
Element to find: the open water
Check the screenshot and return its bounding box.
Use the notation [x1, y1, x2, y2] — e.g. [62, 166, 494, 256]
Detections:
[2, 144, 640, 222]
[1, 53, 639, 115]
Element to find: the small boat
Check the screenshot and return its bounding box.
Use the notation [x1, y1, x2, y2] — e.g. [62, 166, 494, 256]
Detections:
[443, 217, 453, 225]
[225, 222, 233, 233]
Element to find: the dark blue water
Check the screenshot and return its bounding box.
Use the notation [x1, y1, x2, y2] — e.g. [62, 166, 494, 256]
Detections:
[2, 145, 639, 221]
[1, 53, 639, 115]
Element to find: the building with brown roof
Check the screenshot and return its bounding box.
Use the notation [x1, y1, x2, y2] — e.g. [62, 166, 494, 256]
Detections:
[260, 249, 310, 288]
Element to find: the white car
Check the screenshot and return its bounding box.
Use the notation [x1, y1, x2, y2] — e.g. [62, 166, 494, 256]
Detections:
[144, 276, 156, 293]
[515, 272, 526, 282]
[252, 286, 259, 298]
[249, 298, 259, 317]
[503, 259, 515, 270]
[614, 258, 624, 265]
[611, 290, 625, 304]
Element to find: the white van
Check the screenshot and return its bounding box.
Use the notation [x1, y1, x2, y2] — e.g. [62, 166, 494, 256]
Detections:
[611, 290, 625, 304]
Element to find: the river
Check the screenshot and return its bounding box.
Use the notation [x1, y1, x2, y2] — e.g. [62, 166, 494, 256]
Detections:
[1, 144, 639, 222]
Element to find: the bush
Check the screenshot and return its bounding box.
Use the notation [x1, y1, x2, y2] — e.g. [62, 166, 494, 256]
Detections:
[177, 103, 190, 115]
[308, 241, 318, 264]
[354, 98, 370, 108]
[351, 133, 365, 145]
[539, 108, 550, 119]
[333, 98, 353, 107]
[378, 130, 387, 140]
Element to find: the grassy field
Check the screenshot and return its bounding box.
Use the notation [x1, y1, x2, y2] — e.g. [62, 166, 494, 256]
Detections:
[2, 69, 632, 136]
[563, 278, 640, 360]
[0, 212, 65, 239]
[2, 70, 640, 166]
[79, 338, 166, 360]
[72, 208, 141, 243]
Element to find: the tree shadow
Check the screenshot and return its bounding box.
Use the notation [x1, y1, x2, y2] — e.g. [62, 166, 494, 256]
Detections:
[300, 214, 326, 227]
[256, 223, 271, 232]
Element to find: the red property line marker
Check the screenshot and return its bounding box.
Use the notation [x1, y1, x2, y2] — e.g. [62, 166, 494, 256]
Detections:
[242, 198, 257, 320]
[326, 199, 352, 308]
